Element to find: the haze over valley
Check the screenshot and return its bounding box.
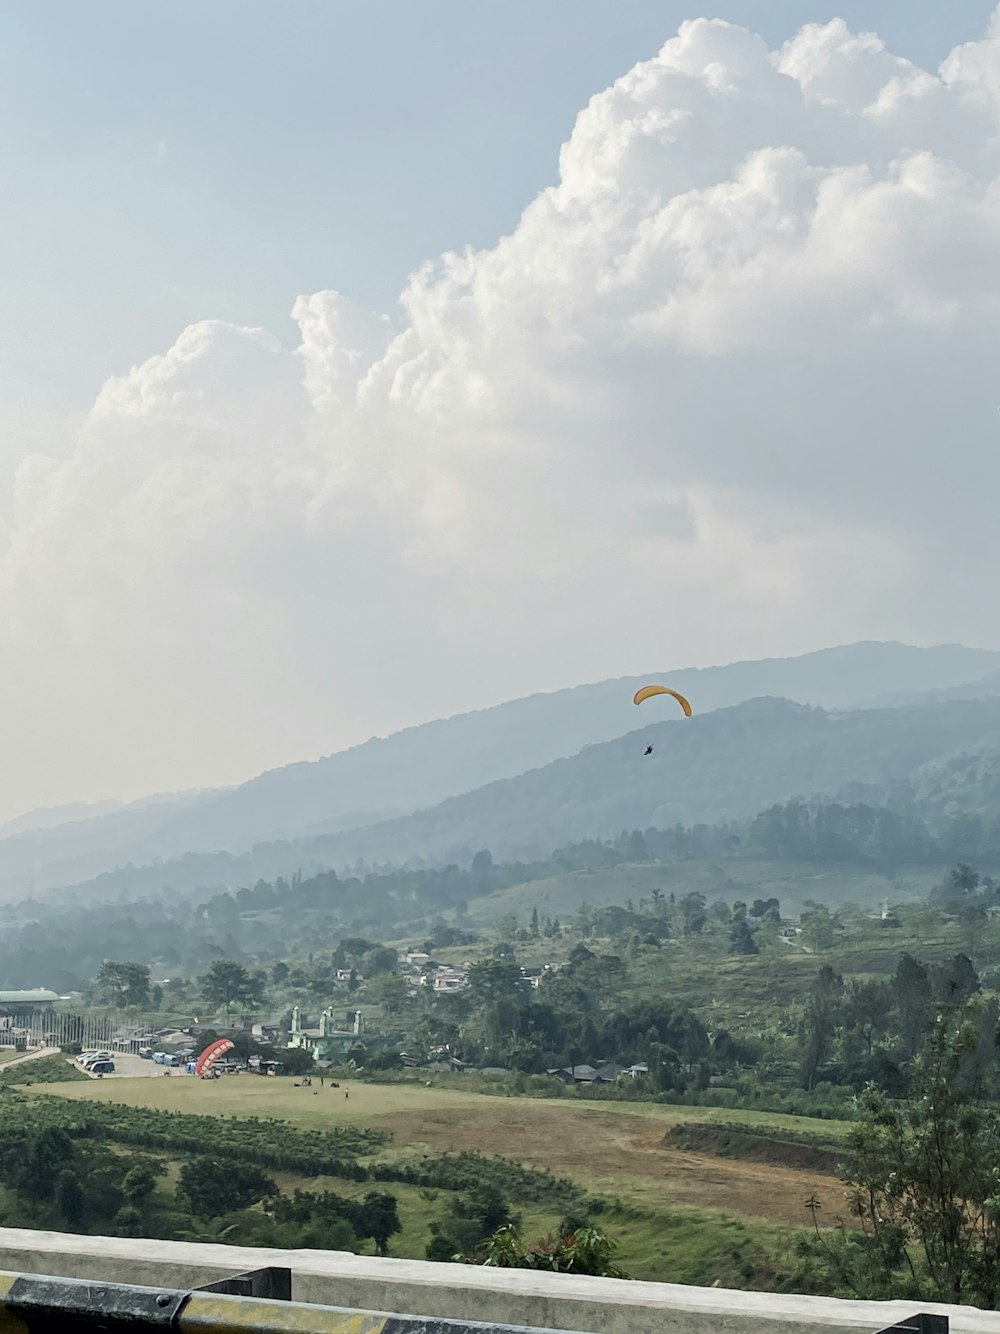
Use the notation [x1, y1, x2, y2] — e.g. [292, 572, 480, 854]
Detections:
[5, 3, 1000, 1308]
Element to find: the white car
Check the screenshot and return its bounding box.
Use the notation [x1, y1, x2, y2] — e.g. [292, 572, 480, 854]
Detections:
[82, 1051, 112, 1067]
[76, 1050, 100, 1064]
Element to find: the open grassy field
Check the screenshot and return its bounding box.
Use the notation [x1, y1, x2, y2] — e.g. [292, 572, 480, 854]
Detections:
[32, 1076, 848, 1236]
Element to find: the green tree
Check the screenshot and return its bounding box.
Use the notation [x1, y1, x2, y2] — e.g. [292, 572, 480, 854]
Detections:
[56, 1171, 86, 1229]
[12, 1126, 75, 1204]
[471, 849, 495, 890]
[95, 960, 151, 1009]
[844, 979, 893, 1058]
[893, 954, 932, 1060]
[680, 892, 707, 936]
[466, 959, 527, 1007]
[950, 863, 981, 896]
[800, 905, 835, 953]
[426, 1184, 517, 1260]
[199, 961, 265, 1015]
[804, 999, 1000, 1305]
[279, 1047, 315, 1076]
[729, 919, 758, 955]
[799, 964, 843, 1090]
[357, 1191, 402, 1256]
[122, 1162, 161, 1208]
[334, 937, 373, 969]
[495, 914, 518, 945]
[178, 1157, 277, 1218]
[368, 973, 409, 1015]
[362, 946, 399, 977]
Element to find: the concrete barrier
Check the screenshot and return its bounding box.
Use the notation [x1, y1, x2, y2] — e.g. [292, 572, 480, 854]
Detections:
[0, 1269, 592, 1333]
[0, 1229, 998, 1334]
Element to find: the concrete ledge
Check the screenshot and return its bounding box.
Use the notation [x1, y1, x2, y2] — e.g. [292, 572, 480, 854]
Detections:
[1, 1229, 999, 1334]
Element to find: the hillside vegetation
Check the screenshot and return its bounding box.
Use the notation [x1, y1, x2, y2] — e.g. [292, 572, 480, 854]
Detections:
[2, 641, 998, 903]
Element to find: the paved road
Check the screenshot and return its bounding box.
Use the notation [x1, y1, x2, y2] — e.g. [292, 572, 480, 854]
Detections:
[3, 1047, 178, 1079]
[1, 1045, 59, 1068]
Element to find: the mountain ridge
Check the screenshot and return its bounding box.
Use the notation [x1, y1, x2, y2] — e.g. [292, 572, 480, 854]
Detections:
[24, 690, 1000, 910]
[2, 640, 998, 902]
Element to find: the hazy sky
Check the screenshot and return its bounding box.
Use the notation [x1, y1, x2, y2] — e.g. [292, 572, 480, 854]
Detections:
[3, 2, 999, 819]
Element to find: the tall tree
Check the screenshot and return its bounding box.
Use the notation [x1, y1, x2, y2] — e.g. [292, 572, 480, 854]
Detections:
[680, 892, 707, 936]
[729, 919, 758, 955]
[95, 960, 151, 1009]
[466, 959, 527, 1008]
[844, 979, 892, 1058]
[358, 1191, 402, 1256]
[800, 905, 835, 953]
[805, 999, 1000, 1306]
[199, 960, 264, 1015]
[799, 964, 843, 1090]
[893, 954, 932, 1060]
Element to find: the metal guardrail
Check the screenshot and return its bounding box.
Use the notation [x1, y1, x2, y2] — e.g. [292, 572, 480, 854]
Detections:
[0, 1269, 950, 1334]
[876, 1319, 948, 1334]
[0, 1268, 585, 1333]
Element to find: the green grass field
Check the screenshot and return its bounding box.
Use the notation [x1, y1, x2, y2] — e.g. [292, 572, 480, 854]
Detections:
[28, 1070, 847, 1138]
[25, 1073, 847, 1285]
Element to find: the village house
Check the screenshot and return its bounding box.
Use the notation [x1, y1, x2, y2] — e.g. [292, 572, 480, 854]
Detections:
[546, 1062, 626, 1085]
[432, 968, 467, 993]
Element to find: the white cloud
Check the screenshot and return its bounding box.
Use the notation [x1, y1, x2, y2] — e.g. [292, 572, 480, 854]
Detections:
[4, 11, 1000, 815]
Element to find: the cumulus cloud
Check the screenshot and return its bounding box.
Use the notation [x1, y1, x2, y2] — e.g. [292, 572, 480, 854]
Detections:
[5, 11, 1000, 814]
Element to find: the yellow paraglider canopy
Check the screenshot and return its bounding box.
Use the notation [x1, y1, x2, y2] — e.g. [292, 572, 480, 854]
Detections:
[633, 684, 693, 716]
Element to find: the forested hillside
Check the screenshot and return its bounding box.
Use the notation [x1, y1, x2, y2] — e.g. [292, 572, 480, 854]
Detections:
[1, 641, 997, 903]
[5, 774, 1000, 991]
[17, 693, 1000, 912]
[308, 696, 1000, 868]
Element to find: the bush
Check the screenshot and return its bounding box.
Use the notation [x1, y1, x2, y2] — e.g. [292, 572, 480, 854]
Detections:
[0, 1092, 385, 1178]
[479, 1224, 629, 1277]
[371, 1149, 586, 1209]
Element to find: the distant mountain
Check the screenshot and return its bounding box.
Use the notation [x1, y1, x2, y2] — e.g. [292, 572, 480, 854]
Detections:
[264, 694, 1000, 870]
[905, 667, 1000, 706]
[0, 789, 212, 839]
[2, 640, 998, 901]
[37, 692, 1000, 907]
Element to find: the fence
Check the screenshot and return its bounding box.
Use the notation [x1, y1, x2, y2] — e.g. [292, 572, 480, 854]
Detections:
[0, 1008, 158, 1052]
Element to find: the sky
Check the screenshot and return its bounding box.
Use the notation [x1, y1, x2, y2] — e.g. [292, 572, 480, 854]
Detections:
[2, 1, 1000, 819]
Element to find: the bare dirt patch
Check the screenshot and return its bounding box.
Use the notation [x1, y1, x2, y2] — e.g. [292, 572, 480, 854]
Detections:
[375, 1100, 845, 1228]
[664, 1122, 845, 1174]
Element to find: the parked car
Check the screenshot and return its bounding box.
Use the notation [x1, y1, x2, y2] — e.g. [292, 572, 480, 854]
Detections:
[82, 1051, 111, 1068]
[88, 1060, 115, 1075]
[138, 1046, 153, 1059]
